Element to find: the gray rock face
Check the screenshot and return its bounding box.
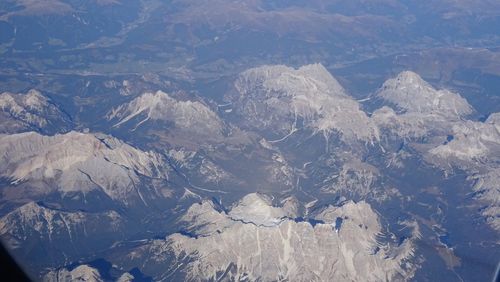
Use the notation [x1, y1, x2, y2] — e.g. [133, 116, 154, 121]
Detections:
[373, 71, 474, 139]
[469, 168, 500, 231]
[0, 89, 70, 134]
[374, 72, 500, 232]
[43, 264, 136, 282]
[43, 264, 103, 282]
[0, 131, 169, 204]
[232, 64, 379, 143]
[107, 90, 224, 138]
[428, 114, 500, 162]
[0, 201, 123, 251]
[127, 193, 418, 281]
[376, 71, 473, 117]
[427, 113, 500, 231]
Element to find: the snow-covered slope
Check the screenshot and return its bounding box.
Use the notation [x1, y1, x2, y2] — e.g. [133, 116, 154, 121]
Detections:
[43, 264, 103, 282]
[227, 193, 291, 226]
[427, 113, 500, 231]
[373, 72, 500, 232]
[43, 264, 136, 282]
[0, 89, 70, 133]
[373, 71, 474, 139]
[469, 168, 500, 231]
[428, 113, 500, 162]
[0, 131, 168, 204]
[372, 106, 439, 139]
[376, 71, 473, 117]
[232, 64, 379, 143]
[127, 193, 418, 281]
[107, 90, 224, 138]
[0, 201, 124, 250]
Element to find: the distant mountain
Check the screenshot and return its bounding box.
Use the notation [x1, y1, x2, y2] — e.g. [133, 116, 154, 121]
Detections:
[427, 113, 500, 231]
[0, 89, 71, 134]
[107, 90, 225, 140]
[232, 64, 379, 143]
[0, 64, 498, 281]
[43, 264, 104, 282]
[373, 71, 474, 139]
[376, 71, 473, 117]
[120, 193, 418, 281]
[0, 131, 169, 206]
[0, 201, 126, 275]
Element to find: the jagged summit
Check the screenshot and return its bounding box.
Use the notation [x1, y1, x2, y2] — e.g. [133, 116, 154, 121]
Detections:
[107, 90, 224, 137]
[179, 193, 290, 235]
[0, 89, 70, 133]
[130, 193, 418, 281]
[428, 116, 500, 161]
[0, 131, 167, 203]
[0, 201, 123, 250]
[426, 112, 500, 231]
[0, 89, 49, 114]
[392, 70, 427, 85]
[233, 64, 379, 142]
[380, 71, 434, 96]
[228, 193, 289, 226]
[377, 71, 473, 117]
[43, 264, 103, 282]
[238, 63, 346, 97]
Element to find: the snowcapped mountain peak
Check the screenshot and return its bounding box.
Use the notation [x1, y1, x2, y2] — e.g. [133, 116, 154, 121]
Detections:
[237, 63, 346, 99]
[0, 89, 69, 133]
[290, 63, 347, 96]
[143, 193, 417, 281]
[0, 201, 123, 248]
[228, 193, 288, 226]
[377, 71, 473, 117]
[233, 64, 379, 143]
[0, 131, 168, 202]
[108, 90, 224, 137]
[43, 264, 103, 282]
[394, 70, 427, 85]
[425, 112, 500, 231]
[23, 89, 49, 110]
[380, 71, 434, 97]
[0, 89, 48, 111]
[428, 116, 500, 162]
